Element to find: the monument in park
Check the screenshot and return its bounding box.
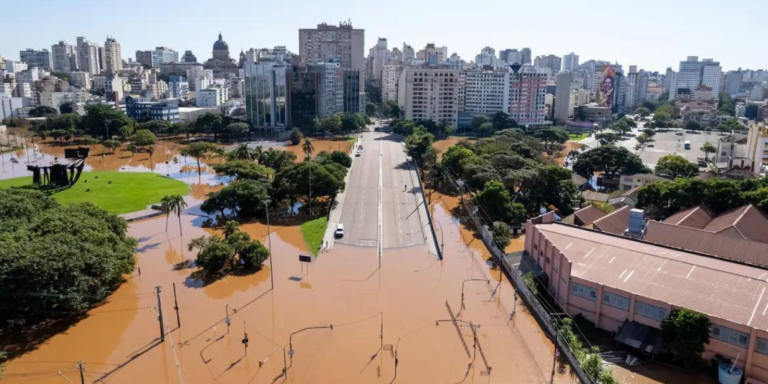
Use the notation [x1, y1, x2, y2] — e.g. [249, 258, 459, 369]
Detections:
[27, 147, 89, 187]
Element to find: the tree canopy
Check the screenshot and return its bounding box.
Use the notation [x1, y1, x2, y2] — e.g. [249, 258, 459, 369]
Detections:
[661, 309, 711, 367]
[212, 160, 272, 180]
[0, 190, 136, 318]
[188, 222, 269, 276]
[82, 104, 134, 139]
[654, 155, 699, 179]
[405, 127, 435, 166]
[131, 129, 157, 147]
[573, 145, 648, 179]
[596, 132, 619, 146]
[201, 179, 271, 219]
[533, 127, 569, 150]
[637, 177, 768, 214]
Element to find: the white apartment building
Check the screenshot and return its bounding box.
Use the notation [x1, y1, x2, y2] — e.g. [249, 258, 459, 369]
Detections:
[563, 53, 579, 72]
[196, 86, 228, 108]
[226, 77, 244, 98]
[167, 76, 189, 100]
[463, 68, 509, 114]
[702, 63, 723, 94]
[381, 64, 402, 102]
[299, 22, 364, 86]
[625, 69, 649, 110]
[402, 44, 415, 64]
[746, 124, 768, 176]
[104, 37, 122, 73]
[69, 72, 91, 90]
[307, 63, 344, 117]
[397, 67, 459, 128]
[4, 61, 28, 73]
[554, 71, 572, 123]
[0, 95, 23, 119]
[152, 47, 179, 67]
[39, 91, 89, 110]
[51, 41, 77, 72]
[0, 82, 13, 96]
[76, 37, 101, 75]
[369, 38, 388, 84]
[509, 66, 548, 126]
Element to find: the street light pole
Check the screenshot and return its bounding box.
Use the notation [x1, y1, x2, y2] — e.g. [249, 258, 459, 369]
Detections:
[264, 201, 274, 290]
[459, 279, 489, 318]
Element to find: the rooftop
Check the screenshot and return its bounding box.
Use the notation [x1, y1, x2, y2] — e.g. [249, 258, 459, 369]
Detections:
[536, 223, 768, 330]
[662, 204, 768, 243]
[592, 205, 632, 235]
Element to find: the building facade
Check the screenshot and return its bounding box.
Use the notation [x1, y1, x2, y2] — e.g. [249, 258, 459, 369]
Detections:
[69, 71, 91, 90]
[167, 75, 189, 100]
[397, 67, 459, 128]
[534, 54, 561, 74]
[151, 47, 179, 67]
[563, 53, 579, 72]
[76, 37, 100, 75]
[244, 60, 288, 131]
[51, 41, 77, 72]
[381, 64, 402, 102]
[135, 50, 153, 67]
[125, 95, 179, 122]
[509, 66, 548, 126]
[104, 37, 122, 73]
[554, 71, 572, 123]
[463, 68, 509, 114]
[19, 49, 52, 70]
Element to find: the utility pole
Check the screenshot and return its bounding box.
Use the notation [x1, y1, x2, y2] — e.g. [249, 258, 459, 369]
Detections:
[76, 361, 85, 384]
[264, 201, 274, 290]
[156, 286, 165, 342]
[172, 282, 181, 328]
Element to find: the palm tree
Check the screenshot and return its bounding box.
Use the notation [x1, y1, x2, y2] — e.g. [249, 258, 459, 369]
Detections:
[165, 195, 188, 236]
[302, 138, 314, 160]
[227, 143, 253, 161]
[160, 196, 172, 233]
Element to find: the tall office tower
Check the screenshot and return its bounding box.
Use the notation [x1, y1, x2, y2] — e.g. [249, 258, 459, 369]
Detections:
[152, 47, 179, 67]
[369, 37, 388, 83]
[534, 54, 562, 74]
[136, 50, 153, 67]
[521, 48, 532, 65]
[397, 67, 459, 128]
[563, 53, 579, 71]
[402, 43, 415, 64]
[51, 41, 77, 71]
[509, 65, 547, 126]
[104, 37, 122, 73]
[554, 71, 572, 123]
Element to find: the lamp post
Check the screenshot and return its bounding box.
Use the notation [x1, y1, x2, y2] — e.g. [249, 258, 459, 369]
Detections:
[459, 279, 489, 318]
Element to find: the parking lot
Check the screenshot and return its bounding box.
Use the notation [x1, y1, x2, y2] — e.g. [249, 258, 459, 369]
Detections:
[636, 130, 722, 166]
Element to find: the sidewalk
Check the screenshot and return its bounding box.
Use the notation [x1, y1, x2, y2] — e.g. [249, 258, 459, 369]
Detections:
[401, 142, 439, 256]
[321, 136, 359, 251]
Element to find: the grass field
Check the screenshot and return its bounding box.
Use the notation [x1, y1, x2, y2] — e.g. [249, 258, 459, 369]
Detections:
[568, 132, 590, 141]
[0, 171, 189, 214]
[300, 216, 328, 256]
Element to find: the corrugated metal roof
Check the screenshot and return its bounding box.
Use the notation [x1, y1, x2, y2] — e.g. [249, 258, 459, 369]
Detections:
[573, 205, 608, 226]
[537, 223, 768, 330]
[592, 206, 631, 235]
[664, 205, 716, 229]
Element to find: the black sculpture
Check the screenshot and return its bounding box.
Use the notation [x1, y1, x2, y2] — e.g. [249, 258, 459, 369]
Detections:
[27, 147, 90, 187]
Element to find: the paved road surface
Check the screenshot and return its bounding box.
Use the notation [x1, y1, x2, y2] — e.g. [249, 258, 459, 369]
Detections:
[335, 125, 427, 249]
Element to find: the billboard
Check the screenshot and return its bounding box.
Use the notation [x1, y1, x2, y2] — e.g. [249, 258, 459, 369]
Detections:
[599, 65, 616, 109]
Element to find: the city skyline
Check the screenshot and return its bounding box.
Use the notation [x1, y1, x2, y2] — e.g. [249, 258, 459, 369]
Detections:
[2, 0, 766, 73]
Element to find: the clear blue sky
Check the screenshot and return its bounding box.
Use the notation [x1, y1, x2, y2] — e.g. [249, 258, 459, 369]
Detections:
[3, 0, 765, 73]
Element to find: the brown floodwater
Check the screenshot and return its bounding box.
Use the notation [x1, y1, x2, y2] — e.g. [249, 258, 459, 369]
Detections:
[283, 138, 354, 160]
[3, 141, 584, 383]
[432, 137, 476, 157]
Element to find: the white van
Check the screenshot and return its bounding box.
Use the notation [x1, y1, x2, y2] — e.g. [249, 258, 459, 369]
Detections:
[334, 223, 344, 238]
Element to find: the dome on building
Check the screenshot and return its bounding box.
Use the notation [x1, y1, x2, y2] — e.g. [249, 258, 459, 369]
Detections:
[213, 33, 228, 51]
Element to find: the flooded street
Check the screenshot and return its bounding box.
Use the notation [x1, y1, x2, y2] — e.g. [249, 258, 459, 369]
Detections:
[3, 188, 576, 384]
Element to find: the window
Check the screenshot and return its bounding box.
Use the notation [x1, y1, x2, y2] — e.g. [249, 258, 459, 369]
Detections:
[757, 338, 768, 355]
[634, 301, 667, 321]
[603, 292, 630, 311]
[711, 325, 750, 349]
[570, 282, 596, 301]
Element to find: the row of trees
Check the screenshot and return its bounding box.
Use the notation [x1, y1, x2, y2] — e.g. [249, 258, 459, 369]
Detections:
[637, 177, 768, 215]
[307, 112, 370, 136]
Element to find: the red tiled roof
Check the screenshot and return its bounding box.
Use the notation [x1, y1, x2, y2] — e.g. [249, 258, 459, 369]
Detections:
[573, 205, 608, 226]
[536, 223, 768, 329]
[662, 205, 768, 244]
[664, 205, 716, 229]
[644, 221, 768, 267]
[593, 205, 631, 235]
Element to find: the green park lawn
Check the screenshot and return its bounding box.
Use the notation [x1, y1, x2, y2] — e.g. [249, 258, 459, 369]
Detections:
[300, 216, 328, 256]
[568, 132, 590, 141]
[0, 171, 189, 215]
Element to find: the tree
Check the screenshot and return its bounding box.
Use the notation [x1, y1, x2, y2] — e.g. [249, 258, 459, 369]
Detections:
[490, 112, 517, 131]
[188, 224, 269, 275]
[655, 155, 699, 179]
[642, 128, 656, 139]
[225, 122, 249, 140]
[201, 179, 271, 219]
[635, 106, 651, 117]
[341, 113, 360, 133]
[126, 143, 138, 156]
[194, 113, 224, 142]
[28, 105, 58, 117]
[441, 146, 476, 175]
[259, 149, 297, 174]
[471, 115, 491, 133]
[59, 101, 75, 114]
[573, 145, 648, 179]
[273, 161, 345, 209]
[163, 194, 187, 236]
[212, 160, 272, 180]
[392, 120, 417, 136]
[365, 101, 377, 116]
[574, 106, 587, 122]
[317, 150, 352, 168]
[717, 118, 743, 132]
[81, 104, 134, 139]
[492, 222, 511, 250]
[661, 309, 711, 367]
[474, 180, 527, 225]
[533, 127, 569, 150]
[118, 125, 134, 141]
[684, 120, 702, 131]
[102, 139, 121, 153]
[635, 133, 648, 145]
[596, 132, 619, 146]
[700, 142, 717, 161]
[160, 195, 173, 233]
[302, 138, 315, 160]
[80, 135, 99, 147]
[718, 92, 735, 116]
[609, 119, 631, 136]
[289, 128, 303, 145]
[131, 129, 157, 147]
[181, 142, 221, 177]
[405, 127, 435, 166]
[320, 114, 343, 134]
[0, 190, 136, 318]
[227, 144, 255, 161]
[50, 70, 70, 82]
[386, 100, 402, 120]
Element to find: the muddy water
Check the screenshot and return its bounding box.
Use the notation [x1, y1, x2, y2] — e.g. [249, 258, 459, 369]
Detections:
[4, 185, 578, 384]
[0, 139, 226, 184]
[283, 138, 354, 160]
[432, 137, 476, 156]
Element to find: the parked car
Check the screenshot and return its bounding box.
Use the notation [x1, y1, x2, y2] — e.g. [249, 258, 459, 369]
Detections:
[334, 224, 344, 238]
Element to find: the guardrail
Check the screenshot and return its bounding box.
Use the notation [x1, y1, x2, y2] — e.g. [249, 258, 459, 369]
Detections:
[411, 162, 443, 260]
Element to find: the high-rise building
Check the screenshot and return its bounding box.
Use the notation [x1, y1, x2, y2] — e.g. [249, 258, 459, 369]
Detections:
[51, 41, 77, 72]
[243, 60, 289, 131]
[307, 63, 345, 117]
[554, 72, 572, 123]
[521, 48, 532, 65]
[76, 37, 101, 75]
[672, 56, 721, 100]
[701, 60, 723, 94]
[182, 50, 198, 63]
[725, 70, 743, 97]
[287, 67, 320, 129]
[69, 71, 91, 90]
[368, 38, 388, 83]
[563, 53, 579, 72]
[167, 75, 189, 100]
[19, 49, 52, 70]
[381, 64, 403, 102]
[152, 47, 179, 67]
[402, 44, 415, 65]
[475, 47, 500, 68]
[463, 68, 509, 114]
[104, 37, 122, 73]
[534, 55, 562, 74]
[342, 69, 361, 113]
[397, 67, 459, 128]
[509, 65, 547, 126]
[500, 49, 524, 65]
[299, 22, 364, 109]
[136, 50, 153, 67]
[624, 67, 649, 110]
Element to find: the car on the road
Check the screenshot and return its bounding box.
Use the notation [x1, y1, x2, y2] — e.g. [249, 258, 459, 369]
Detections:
[334, 224, 344, 238]
[355, 151, 361, 157]
[675, 132, 684, 136]
[646, 144, 654, 147]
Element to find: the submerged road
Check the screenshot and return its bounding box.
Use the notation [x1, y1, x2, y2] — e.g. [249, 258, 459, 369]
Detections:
[335, 124, 428, 249]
